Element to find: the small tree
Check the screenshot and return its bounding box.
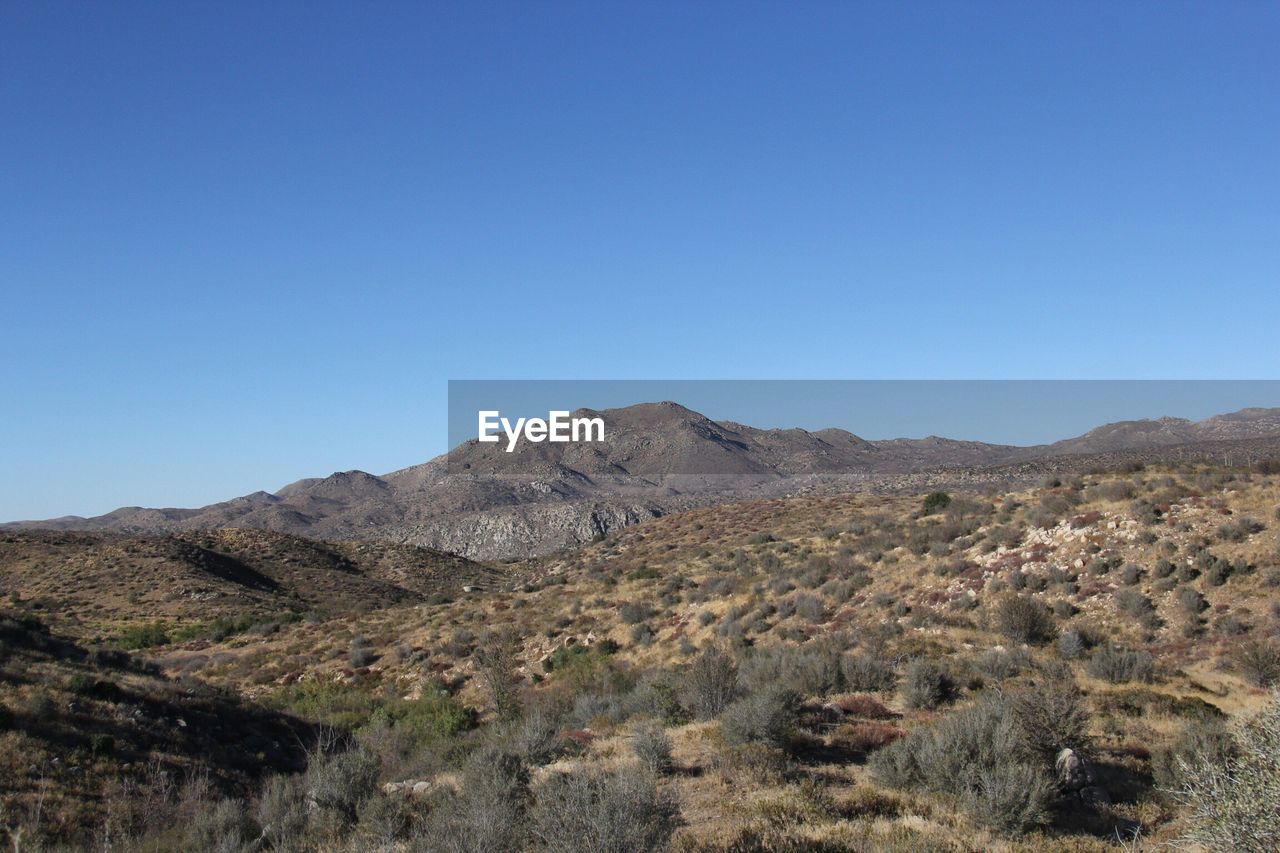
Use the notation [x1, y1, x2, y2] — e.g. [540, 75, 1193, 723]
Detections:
[476, 629, 522, 721]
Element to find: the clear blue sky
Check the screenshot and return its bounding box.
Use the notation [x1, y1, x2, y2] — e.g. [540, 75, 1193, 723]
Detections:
[2, 2, 1278, 520]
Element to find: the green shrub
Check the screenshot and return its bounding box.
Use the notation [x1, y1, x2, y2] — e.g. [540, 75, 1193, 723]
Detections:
[267, 681, 380, 729]
[89, 733, 115, 756]
[117, 621, 171, 649]
[366, 687, 476, 746]
[922, 492, 952, 515]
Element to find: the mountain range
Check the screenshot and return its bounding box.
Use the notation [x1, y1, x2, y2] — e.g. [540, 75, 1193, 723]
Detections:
[6, 402, 1280, 559]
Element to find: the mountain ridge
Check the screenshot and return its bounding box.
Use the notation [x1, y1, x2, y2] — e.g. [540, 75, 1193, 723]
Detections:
[5, 403, 1280, 559]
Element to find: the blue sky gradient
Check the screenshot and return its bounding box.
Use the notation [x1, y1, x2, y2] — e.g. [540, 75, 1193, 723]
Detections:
[2, 2, 1278, 519]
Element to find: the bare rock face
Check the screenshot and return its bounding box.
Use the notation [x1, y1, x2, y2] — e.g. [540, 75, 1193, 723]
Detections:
[395, 501, 667, 561]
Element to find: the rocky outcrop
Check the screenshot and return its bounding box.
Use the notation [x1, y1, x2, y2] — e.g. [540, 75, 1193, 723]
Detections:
[392, 501, 667, 561]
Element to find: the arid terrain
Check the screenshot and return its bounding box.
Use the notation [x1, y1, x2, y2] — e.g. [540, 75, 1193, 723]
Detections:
[7, 403, 1280, 560]
[3, 442, 1280, 850]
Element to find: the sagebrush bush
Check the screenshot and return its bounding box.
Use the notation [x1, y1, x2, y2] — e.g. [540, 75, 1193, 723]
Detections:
[620, 602, 655, 624]
[842, 653, 897, 694]
[426, 745, 530, 853]
[510, 701, 564, 766]
[974, 647, 1031, 681]
[870, 694, 1054, 833]
[901, 659, 955, 710]
[631, 721, 673, 774]
[184, 798, 256, 853]
[721, 686, 800, 748]
[1176, 694, 1280, 851]
[962, 762, 1055, 834]
[348, 636, 376, 668]
[1234, 639, 1280, 688]
[1152, 718, 1236, 789]
[685, 646, 739, 719]
[994, 594, 1056, 644]
[1010, 683, 1090, 763]
[1057, 629, 1086, 659]
[305, 747, 380, 828]
[1178, 586, 1208, 615]
[712, 742, 789, 787]
[257, 774, 309, 850]
[1087, 644, 1154, 683]
[530, 766, 680, 853]
[739, 642, 842, 697]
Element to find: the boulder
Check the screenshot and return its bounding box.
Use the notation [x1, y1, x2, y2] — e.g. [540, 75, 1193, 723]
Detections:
[1055, 747, 1097, 790]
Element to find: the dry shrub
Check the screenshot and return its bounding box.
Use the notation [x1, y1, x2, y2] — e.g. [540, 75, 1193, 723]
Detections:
[845, 721, 903, 752]
[835, 694, 893, 719]
[1176, 693, 1280, 851]
[1234, 639, 1280, 688]
[530, 765, 680, 853]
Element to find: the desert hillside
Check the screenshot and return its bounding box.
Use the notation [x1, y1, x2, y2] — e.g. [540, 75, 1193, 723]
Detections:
[3, 457, 1279, 850]
[7, 403, 1280, 563]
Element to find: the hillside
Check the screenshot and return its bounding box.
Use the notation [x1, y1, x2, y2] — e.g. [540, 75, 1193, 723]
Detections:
[5, 404, 1280, 562]
[3, 457, 1280, 849]
[0, 528, 504, 641]
[0, 609, 317, 842]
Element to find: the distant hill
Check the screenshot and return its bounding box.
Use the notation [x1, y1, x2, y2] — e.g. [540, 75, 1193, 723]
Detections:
[1035, 407, 1280, 456]
[4, 402, 1280, 559]
[0, 528, 503, 634]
